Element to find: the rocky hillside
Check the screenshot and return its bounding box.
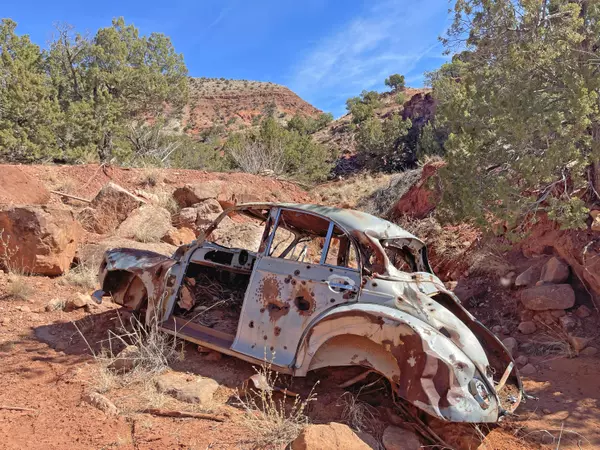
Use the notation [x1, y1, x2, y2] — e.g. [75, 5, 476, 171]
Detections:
[313, 88, 435, 158]
[182, 78, 322, 134]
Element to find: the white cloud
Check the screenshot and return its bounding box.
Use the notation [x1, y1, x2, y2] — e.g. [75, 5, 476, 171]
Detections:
[288, 0, 449, 115]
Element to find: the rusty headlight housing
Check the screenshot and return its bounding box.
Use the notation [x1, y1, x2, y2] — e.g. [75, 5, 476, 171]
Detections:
[468, 377, 491, 410]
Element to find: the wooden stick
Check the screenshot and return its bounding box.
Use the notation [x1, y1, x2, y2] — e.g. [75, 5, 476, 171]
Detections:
[141, 408, 225, 422]
[496, 362, 514, 393]
[0, 406, 36, 412]
[338, 370, 374, 388]
[50, 190, 92, 203]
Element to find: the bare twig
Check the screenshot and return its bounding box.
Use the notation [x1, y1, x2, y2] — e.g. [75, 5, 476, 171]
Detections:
[0, 405, 36, 412]
[50, 190, 92, 203]
[141, 408, 225, 422]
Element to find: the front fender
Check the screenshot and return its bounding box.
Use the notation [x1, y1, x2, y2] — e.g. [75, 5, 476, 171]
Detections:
[97, 248, 176, 318]
[294, 303, 501, 423]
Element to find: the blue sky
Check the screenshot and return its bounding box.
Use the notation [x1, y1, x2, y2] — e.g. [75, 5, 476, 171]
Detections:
[3, 0, 451, 117]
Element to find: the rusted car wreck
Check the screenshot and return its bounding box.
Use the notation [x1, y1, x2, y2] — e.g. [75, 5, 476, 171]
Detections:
[95, 203, 523, 423]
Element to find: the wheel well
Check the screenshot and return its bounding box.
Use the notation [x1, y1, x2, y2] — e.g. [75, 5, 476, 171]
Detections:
[307, 334, 400, 382]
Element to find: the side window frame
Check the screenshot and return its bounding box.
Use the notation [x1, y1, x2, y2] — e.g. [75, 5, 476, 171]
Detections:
[264, 207, 362, 273]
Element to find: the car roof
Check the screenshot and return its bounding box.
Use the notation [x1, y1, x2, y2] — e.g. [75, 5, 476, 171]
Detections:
[232, 202, 424, 244]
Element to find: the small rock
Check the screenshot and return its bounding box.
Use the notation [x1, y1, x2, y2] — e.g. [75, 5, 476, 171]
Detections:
[0, 317, 10, 325]
[203, 351, 223, 362]
[83, 392, 118, 416]
[291, 422, 372, 450]
[515, 355, 529, 366]
[155, 372, 219, 405]
[515, 266, 537, 287]
[500, 271, 516, 288]
[550, 309, 566, 318]
[356, 432, 379, 449]
[559, 315, 578, 332]
[540, 257, 570, 284]
[518, 321, 537, 335]
[521, 284, 575, 311]
[491, 325, 502, 335]
[65, 293, 90, 311]
[568, 335, 589, 353]
[162, 227, 196, 246]
[108, 345, 141, 373]
[520, 309, 535, 322]
[542, 408, 552, 415]
[580, 347, 598, 356]
[445, 281, 458, 291]
[590, 210, 600, 232]
[382, 426, 421, 450]
[18, 305, 31, 313]
[575, 305, 592, 319]
[502, 337, 518, 357]
[520, 363, 537, 376]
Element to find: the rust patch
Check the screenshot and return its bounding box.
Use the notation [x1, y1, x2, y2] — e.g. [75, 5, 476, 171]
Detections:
[257, 275, 290, 321]
[274, 326, 281, 336]
[291, 283, 316, 316]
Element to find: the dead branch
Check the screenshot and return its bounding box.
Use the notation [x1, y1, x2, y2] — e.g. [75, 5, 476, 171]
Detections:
[338, 370, 374, 388]
[0, 405, 36, 412]
[141, 408, 225, 422]
[50, 190, 92, 203]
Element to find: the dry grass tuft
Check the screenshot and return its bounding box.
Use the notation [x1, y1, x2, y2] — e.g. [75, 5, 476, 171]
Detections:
[139, 168, 163, 187]
[528, 324, 575, 359]
[338, 390, 379, 434]
[315, 173, 394, 209]
[60, 257, 98, 290]
[153, 188, 179, 215]
[6, 273, 33, 300]
[235, 360, 317, 448]
[75, 314, 182, 394]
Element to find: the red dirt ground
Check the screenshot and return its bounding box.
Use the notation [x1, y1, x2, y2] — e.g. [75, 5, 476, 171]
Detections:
[1, 271, 599, 449]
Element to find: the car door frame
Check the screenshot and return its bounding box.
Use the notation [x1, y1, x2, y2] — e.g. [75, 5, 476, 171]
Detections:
[231, 206, 364, 368]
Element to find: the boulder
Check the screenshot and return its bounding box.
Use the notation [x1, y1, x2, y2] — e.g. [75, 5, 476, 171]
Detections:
[0, 206, 83, 275]
[559, 315, 578, 332]
[77, 238, 176, 267]
[80, 182, 145, 234]
[173, 181, 261, 209]
[515, 355, 529, 366]
[117, 205, 173, 243]
[520, 284, 575, 311]
[195, 198, 225, 226]
[518, 321, 537, 335]
[382, 425, 421, 450]
[502, 337, 518, 357]
[520, 363, 537, 376]
[291, 423, 372, 450]
[210, 222, 263, 250]
[515, 266, 538, 288]
[155, 372, 219, 405]
[540, 257, 570, 284]
[568, 335, 589, 354]
[575, 305, 592, 319]
[83, 392, 118, 416]
[580, 347, 598, 356]
[65, 293, 90, 311]
[162, 227, 196, 246]
[172, 207, 198, 229]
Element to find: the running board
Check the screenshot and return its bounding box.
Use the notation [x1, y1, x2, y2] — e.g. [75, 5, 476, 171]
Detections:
[160, 316, 294, 374]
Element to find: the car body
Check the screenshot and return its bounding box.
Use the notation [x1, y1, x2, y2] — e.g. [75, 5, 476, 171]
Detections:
[95, 202, 523, 423]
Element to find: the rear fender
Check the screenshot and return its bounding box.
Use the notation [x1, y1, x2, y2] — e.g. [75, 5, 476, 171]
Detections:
[98, 248, 176, 321]
[294, 304, 500, 423]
